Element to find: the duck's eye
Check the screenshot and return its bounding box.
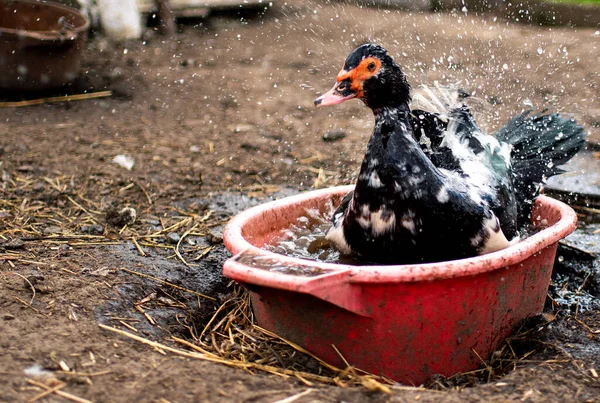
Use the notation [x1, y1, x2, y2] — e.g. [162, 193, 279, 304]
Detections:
[338, 82, 347, 90]
[367, 62, 376, 71]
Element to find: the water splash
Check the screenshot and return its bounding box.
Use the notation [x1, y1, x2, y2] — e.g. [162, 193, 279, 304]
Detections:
[263, 202, 343, 262]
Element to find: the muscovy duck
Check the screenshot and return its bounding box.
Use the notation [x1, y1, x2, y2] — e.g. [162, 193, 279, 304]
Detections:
[314, 44, 586, 264]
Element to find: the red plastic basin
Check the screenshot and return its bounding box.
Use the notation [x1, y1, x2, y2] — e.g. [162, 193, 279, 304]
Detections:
[222, 185, 577, 385]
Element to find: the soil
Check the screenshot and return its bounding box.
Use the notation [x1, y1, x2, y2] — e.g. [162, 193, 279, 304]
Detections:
[1, 1, 600, 402]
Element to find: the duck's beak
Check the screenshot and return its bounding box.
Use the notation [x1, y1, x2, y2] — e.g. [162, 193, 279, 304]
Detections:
[314, 80, 356, 107]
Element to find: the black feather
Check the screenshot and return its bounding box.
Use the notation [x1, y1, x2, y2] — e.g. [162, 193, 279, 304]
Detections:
[333, 190, 354, 220]
[495, 110, 586, 225]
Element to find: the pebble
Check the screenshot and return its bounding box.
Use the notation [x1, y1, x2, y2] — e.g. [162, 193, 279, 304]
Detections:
[108, 67, 124, 79]
[166, 232, 181, 244]
[2, 239, 24, 250]
[56, 244, 70, 257]
[206, 232, 223, 245]
[240, 143, 259, 151]
[3, 314, 14, 320]
[106, 207, 137, 227]
[43, 226, 62, 235]
[16, 165, 37, 173]
[26, 274, 44, 287]
[322, 129, 346, 142]
[80, 224, 105, 235]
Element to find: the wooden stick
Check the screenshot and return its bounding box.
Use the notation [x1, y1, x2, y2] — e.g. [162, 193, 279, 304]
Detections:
[193, 246, 213, 261]
[100, 324, 206, 359]
[120, 320, 139, 333]
[0, 91, 112, 108]
[134, 180, 153, 205]
[15, 297, 40, 314]
[135, 305, 156, 325]
[132, 237, 146, 257]
[21, 235, 105, 241]
[146, 216, 192, 238]
[27, 379, 93, 403]
[574, 317, 600, 334]
[28, 382, 65, 403]
[10, 272, 36, 305]
[56, 370, 112, 377]
[175, 223, 198, 267]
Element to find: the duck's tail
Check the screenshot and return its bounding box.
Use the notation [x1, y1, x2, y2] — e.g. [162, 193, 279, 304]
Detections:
[495, 110, 586, 224]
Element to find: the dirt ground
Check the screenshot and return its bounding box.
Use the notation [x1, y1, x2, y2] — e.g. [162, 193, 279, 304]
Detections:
[1, 1, 600, 401]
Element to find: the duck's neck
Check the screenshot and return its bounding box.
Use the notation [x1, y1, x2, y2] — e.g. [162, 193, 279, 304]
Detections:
[354, 104, 442, 202]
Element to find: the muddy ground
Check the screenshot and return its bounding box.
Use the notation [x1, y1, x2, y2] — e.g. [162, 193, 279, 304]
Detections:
[1, 1, 600, 401]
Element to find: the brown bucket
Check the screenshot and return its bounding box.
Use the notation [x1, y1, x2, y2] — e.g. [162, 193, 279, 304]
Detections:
[0, 0, 90, 90]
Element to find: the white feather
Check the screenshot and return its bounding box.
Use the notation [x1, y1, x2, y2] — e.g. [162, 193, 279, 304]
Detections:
[480, 216, 510, 254]
[326, 223, 351, 254]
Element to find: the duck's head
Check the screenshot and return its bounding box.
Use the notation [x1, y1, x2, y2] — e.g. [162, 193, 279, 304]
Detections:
[314, 44, 411, 110]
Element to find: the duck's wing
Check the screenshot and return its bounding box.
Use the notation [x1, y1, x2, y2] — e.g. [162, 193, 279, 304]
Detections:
[411, 85, 513, 184]
[410, 84, 473, 155]
[410, 92, 518, 238]
[410, 109, 447, 153]
[441, 105, 518, 239]
[411, 83, 467, 116]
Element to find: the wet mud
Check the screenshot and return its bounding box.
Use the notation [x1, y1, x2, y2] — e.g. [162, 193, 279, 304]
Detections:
[549, 219, 600, 313]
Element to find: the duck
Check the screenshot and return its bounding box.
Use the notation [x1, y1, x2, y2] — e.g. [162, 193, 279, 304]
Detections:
[314, 43, 586, 264]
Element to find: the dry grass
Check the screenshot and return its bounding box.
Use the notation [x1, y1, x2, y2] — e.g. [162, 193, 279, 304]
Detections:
[0, 172, 226, 266]
[101, 276, 598, 393]
[101, 284, 396, 393]
[1, 171, 394, 392]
